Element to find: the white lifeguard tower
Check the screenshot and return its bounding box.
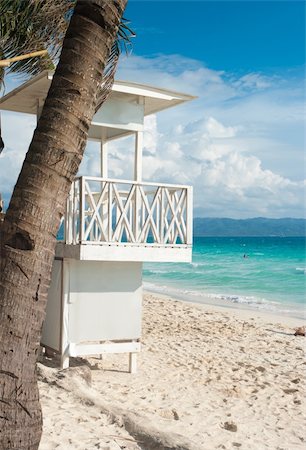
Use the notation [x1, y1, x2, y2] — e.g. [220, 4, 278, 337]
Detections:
[0, 71, 194, 371]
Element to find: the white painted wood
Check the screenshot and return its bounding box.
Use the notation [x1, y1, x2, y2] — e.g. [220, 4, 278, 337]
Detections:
[138, 186, 161, 243]
[134, 131, 143, 182]
[93, 97, 144, 130]
[112, 81, 194, 102]
[64, 177, 192, 251]
[100, 139, 108, 178]
[60, 351, 70, 369]
[0, 71, 196, 144]
[108, 183, 113, 242]
[84, 181, 108, 242]
[89, 122, 143, 142]
[72, 182, 79, 245]
[69, 341, 141, 357]
[163, 189, 186, 244]
[61, 260, 70, 359]
[55, 241, 192, 262]
[129, 352, 137, 374]
[186, 186, 193, 245]
[80, 177, 85, 242]
[112, 184, 136, 243]
[65, 188, 74, 244]
[68, 261, 142, 342]
[75, 175, 190, 190]
[42, 259, 143, 367]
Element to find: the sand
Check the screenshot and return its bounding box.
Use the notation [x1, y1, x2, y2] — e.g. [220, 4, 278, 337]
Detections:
[38, 292, 306, 450]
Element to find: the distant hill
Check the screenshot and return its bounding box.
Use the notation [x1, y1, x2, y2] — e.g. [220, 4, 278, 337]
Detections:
[193, 218, 306, 237]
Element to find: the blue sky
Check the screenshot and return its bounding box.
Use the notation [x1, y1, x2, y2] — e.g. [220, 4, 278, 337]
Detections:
[0, 0, 305, 218]
[126, 0, 305, 73]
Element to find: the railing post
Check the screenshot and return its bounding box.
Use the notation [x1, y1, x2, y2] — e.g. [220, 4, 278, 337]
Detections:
[186, 186, 193, 245]
[80, 176, 85, 243]
[108, 182, 113, 242]
[134, 131, 143, 182]
[156, 189, 160, 243]
[160, 188, 165, 244]
[133, 184, 141, 241]
[71, 181, 77, 244]
[64, 193, 69, 244]
[65, 184, 74, 244]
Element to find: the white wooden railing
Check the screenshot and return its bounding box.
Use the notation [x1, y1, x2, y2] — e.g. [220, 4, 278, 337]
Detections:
[63, 176, 193, 246]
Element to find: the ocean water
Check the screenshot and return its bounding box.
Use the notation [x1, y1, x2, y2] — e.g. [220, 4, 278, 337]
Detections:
[143, 237, 306, 319]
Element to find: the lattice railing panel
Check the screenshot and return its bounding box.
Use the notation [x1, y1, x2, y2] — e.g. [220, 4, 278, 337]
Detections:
[64, 177, 192, 246]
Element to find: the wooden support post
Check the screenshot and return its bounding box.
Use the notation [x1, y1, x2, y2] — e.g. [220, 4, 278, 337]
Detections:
[134, 131, 143, 240]
[134, 131, 143, 182]
[100, 132, 109, 235]
[61, 351, 70, 370]
[129, 352, 137, 374]
[65, 186, 74, 244]
[80, 177, 85, 243]
[60, 260, 70, 369]
[100, 134, 108, 178]
[186, 186, 193, 245]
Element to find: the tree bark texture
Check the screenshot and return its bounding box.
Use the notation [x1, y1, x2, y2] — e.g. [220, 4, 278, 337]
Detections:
[0, 1, 127, 448]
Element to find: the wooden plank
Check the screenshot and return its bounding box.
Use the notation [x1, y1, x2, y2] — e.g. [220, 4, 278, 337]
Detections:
[133, 185, 140, 241]
[186, 186, 193, 245]
[108, 183, 113, 241]
[78, 243, 192, 262]
[64, 176, 193, 249]
[84, 181, 108, 241]
[112, 184, 136, 242]
[134, 131, 143, 182]
[138, 186, 160, 243]
[100, 139, 108, 178]
[81, 176, 190, 190]
[72, 182, 79, 245]
[60, 260, 70, 368]
[80, 177, 85, 243]
[129, 353, 137, 374]
[69, 341, 141, 357]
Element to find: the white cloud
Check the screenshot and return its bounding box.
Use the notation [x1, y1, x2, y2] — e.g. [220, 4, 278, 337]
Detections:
[0, 112, 36, 204]
[137, 112, 305, 218]
[234, 73, 273, 90]
[204, 117, 238, 138]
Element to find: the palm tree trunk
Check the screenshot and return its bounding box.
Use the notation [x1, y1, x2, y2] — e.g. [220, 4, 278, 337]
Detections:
[0, 1, 127, 448]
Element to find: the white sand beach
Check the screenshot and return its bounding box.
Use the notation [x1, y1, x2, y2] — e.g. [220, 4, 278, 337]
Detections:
[38, 292, 305, 450]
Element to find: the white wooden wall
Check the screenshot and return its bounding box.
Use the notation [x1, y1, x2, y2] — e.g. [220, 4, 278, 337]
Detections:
[92, 97, 144, 132]
[41, 259, 142, 354]
[67, 260, 142, 342]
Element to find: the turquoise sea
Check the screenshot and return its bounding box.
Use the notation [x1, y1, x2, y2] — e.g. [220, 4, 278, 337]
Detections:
[143, 237, 306, 319]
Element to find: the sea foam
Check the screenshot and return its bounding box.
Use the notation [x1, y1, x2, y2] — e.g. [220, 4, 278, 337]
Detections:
[143, 281, 306, 320]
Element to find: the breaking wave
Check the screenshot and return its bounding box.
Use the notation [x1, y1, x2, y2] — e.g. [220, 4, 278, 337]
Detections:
[143, 282, 306, 320]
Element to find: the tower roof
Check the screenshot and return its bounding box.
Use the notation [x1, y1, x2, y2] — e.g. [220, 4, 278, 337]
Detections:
[0, 70, 196, 141]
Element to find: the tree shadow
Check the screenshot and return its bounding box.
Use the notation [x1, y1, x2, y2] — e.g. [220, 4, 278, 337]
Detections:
[266, 328, 296, 336]
[38, 350, 130, 373]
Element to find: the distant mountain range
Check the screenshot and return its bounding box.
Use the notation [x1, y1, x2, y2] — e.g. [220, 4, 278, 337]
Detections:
[193, 218, 306, 237]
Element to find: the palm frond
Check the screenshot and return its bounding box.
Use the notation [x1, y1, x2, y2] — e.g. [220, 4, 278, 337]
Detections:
[0, 1, 135, 152]
[0, 0, 74, 86]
